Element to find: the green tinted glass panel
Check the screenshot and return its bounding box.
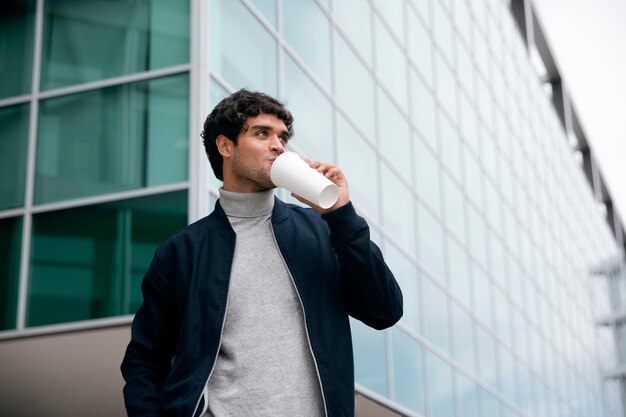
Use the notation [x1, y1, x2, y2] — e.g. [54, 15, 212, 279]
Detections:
[0, 216, 22, 330]
[27, 191, 187, 327]
[0, 104, 30, 209]
[35, 74, 189, 204]
[0, 0, 35, 98]
[41, 0, 189, 89]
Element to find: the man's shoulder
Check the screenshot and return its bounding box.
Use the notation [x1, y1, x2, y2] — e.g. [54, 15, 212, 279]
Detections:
[157, 210, 229, 251]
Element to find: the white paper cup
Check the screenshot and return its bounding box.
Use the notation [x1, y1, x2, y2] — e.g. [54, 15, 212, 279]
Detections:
[270, 152, 339, 209]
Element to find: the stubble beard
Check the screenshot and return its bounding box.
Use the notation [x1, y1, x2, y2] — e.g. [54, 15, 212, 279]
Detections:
[231, 154, 276, 192]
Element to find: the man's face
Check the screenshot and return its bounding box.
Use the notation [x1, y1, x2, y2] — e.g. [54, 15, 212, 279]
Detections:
[222, 113, 289, 192]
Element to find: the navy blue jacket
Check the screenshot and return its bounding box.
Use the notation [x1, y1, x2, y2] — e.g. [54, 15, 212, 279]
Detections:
[121, 198, 403, 417]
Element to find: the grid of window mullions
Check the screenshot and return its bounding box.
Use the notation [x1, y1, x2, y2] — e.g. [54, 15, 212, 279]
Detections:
[0, 0, 617, 415]
[219, 0, 615, 415]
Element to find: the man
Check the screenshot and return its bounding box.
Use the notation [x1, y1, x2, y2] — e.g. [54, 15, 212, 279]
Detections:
[121, 89, 403, 416]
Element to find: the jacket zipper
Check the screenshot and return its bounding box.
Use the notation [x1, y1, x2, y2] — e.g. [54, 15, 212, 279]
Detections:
[270, 224, 329, 417]
[190, 250, 235, 417]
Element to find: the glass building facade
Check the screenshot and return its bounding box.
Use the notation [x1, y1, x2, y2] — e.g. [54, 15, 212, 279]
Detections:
[1, 0, 624, 416]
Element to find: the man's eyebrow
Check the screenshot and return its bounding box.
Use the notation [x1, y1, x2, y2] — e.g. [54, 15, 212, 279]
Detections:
[250, 124, 272, 130]
[251, 124, 289, 137]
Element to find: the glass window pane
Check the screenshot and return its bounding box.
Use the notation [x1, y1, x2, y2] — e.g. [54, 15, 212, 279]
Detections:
[440, 113, 462, 181]
[493, 287, 511, 346]
[284, 0, 331, 89]
[459, 91, 479, 154]
[41, 0, 189, 89]
[0, 0, 35, 98]
[477, 326, 497, 387]
[427, 350, 455, 417]
[35, 74, 189, 204]
[454, 0, 472, 52]
[384, 244, 419, 333]
[457, 373, 480, 417]
[447, 236, 471, 307]
[433, 0, 454, 65]
[351, 317, 387, 396]
[378, 89, 412, 180]
[334, 33, 375, 139]
[382, 165, 416, 255]
[372, 0, 403, 41]
[0, 103, 30, 210]
[414, 136, 441, 216]
[249, 0, 276, 27]
[422, 277, 450, 355]
[484, 177, 502, 237]
[283, 56, 333, 163]
[451, 302, 476, 374]
[392, 328, 425, 414]
[481, 126, 497, 179]
[482, 388, 502, 417]
[498, 345, 517, 405]
[411, 69, 437, 149]
[375, 17, 407, 109]
[408, 6, 432, 83]
[463, 146, 483, 209]
[443, 173, 466, 245]
[467, 205, 487, 267]
[211, 0, 277, 95]
[27, 191, 187, 327]
[333, 0, 372, 65]
[435, 52, 457, 125]
[336, 115, 379, 221]
[411, 0, 430, 25]
[472, 263, 493, 327]
[490, 234, 506, 287]
[417, 203, 445, 282]
[0, 216, 22, 330]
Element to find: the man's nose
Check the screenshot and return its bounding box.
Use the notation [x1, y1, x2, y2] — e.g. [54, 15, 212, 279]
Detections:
[270, 136, 285, 153]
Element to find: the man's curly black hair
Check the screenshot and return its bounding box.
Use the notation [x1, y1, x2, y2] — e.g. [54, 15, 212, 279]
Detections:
[201, 89, 294, 181]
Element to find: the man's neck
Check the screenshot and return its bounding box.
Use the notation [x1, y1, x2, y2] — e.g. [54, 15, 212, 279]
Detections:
[218, 188, 274, 218]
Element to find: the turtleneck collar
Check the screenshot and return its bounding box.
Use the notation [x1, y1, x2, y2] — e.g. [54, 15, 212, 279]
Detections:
[218, 187, 275, 218]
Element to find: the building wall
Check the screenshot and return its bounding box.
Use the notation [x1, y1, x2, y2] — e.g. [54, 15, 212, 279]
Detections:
[0, 0, 622, 416]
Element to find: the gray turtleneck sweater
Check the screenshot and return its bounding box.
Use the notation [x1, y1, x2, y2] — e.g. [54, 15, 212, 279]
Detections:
[202, 188, 324, 417]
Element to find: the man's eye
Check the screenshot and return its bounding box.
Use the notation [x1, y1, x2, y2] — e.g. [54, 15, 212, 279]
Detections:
[256, 131, 267, 137]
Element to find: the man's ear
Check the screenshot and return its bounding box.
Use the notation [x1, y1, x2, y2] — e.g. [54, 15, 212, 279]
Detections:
[216, 135, 233, 158]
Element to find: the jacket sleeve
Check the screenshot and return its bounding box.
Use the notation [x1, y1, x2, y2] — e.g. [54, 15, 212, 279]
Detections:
[120, 249, 179, 417]
[322, 202, 403, 329]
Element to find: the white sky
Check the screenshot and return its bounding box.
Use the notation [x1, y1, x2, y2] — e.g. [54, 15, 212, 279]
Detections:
[532, 0, 626, 231]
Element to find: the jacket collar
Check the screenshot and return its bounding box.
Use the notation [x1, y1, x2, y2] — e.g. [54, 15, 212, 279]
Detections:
[271, 196, 289, 223]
